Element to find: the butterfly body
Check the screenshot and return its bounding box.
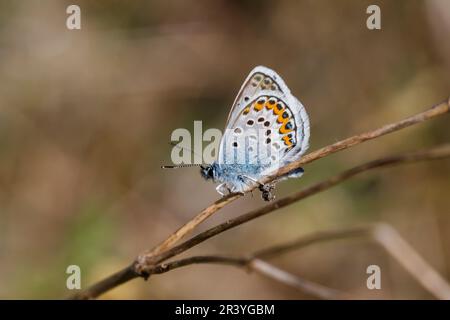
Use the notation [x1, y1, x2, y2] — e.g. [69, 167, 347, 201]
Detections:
[201, 66, 311, 200]
[201, 162, 270, 194]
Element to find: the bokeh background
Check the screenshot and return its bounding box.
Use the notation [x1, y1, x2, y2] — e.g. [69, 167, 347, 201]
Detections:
[0, 0, 449, 299]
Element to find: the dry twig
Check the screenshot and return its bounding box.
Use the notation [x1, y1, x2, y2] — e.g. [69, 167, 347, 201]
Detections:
[145, 224, 450, 299]
[76, 223, 450, 299]
[145, 100, 449, 257]
[71, 99, 450, 299]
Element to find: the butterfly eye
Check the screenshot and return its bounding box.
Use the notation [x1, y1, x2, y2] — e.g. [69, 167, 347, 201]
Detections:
[247, 120, 254, 126]
[257, 117, 264, 122]
[265, 129, 271, 136]
[265, 138, 271, 144]
[232, 142, 238, 147]
[234, 127, 242, 134]
[244, 96, 249, 102]
[264, 121, 270, 127]
[264, 78, 271, 85]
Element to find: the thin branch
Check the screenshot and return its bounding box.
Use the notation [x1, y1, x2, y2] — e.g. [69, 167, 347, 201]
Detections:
[72, 99, 450, 299]
[146, 229, 362, 299]
[253, 227, 370, 260]
[150, 246, 356, 299]
[143, 99, 449, 257]
[372, 224, 450, 299]
[248, 259, 346, 300]
[148, 227, 370, 276]
[138, 144, 450, 270]
[150, 256, 345, 300]
[70, 265, 137, 300]
[73, 145, 450, 299]
[146, 224, 450, 299]
[144, 193, 240, 257]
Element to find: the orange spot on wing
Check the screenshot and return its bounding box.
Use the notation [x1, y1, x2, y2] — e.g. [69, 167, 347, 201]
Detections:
[277, 114, 289, 124]
[254, 98, 266, 111]
[282, 135, 293, 146]
[279, 122, 293, 134]
[273, 104, 284, 116]
[265, 99, 275, 110]
[254, 102, 263, 111]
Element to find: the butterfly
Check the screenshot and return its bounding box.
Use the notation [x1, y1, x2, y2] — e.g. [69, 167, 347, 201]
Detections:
[200, 66, 310, 201]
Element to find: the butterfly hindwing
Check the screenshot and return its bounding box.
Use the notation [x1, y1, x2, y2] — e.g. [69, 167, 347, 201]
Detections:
[276, 93, 310, 167]
[218, 90, 309, 177]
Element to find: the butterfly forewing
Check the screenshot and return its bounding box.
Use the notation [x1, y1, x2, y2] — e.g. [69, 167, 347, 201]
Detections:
[225, 66, 290, 126]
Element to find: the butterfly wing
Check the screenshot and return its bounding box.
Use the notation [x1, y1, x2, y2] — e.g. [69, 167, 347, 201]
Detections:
[217, 90, 309, 174]
[271, 92, 310, 168]
[218, 66, 309, 176]
[225, 66, 291, 127]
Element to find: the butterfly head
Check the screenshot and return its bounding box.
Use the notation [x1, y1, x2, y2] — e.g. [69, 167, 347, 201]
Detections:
[200, 164, 216, 181]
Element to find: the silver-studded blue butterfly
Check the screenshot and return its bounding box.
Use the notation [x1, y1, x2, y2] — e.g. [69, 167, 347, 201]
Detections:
[200, 66, 310, 201]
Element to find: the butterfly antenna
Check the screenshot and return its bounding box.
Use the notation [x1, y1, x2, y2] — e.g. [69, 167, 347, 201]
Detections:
[162, 142, 206, 169]
[161, 164, 203, 169]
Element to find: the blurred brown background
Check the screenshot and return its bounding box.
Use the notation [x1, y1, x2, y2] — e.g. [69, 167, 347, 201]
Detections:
[0, 0, 449, 299]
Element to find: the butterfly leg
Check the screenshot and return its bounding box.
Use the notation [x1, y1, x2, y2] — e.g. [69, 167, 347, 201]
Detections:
[241, 168, 305, 201]
[259, 183, 276, 201]
[216, 183, 230, 196]
[238, 174, 258, 184]
[238, 174, 275, 202]
[216, 183, 243, 197]
[260, 167, 305, 201]
[237, 174, 263, 191]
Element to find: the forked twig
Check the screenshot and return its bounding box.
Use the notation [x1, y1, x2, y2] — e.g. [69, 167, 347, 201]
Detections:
[71, 99, 450, 299]
[142, 100, 449, 257]
[151, 224, 450, 299]
[137, 144, 450, 271]
[97, 224, 450, 299]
